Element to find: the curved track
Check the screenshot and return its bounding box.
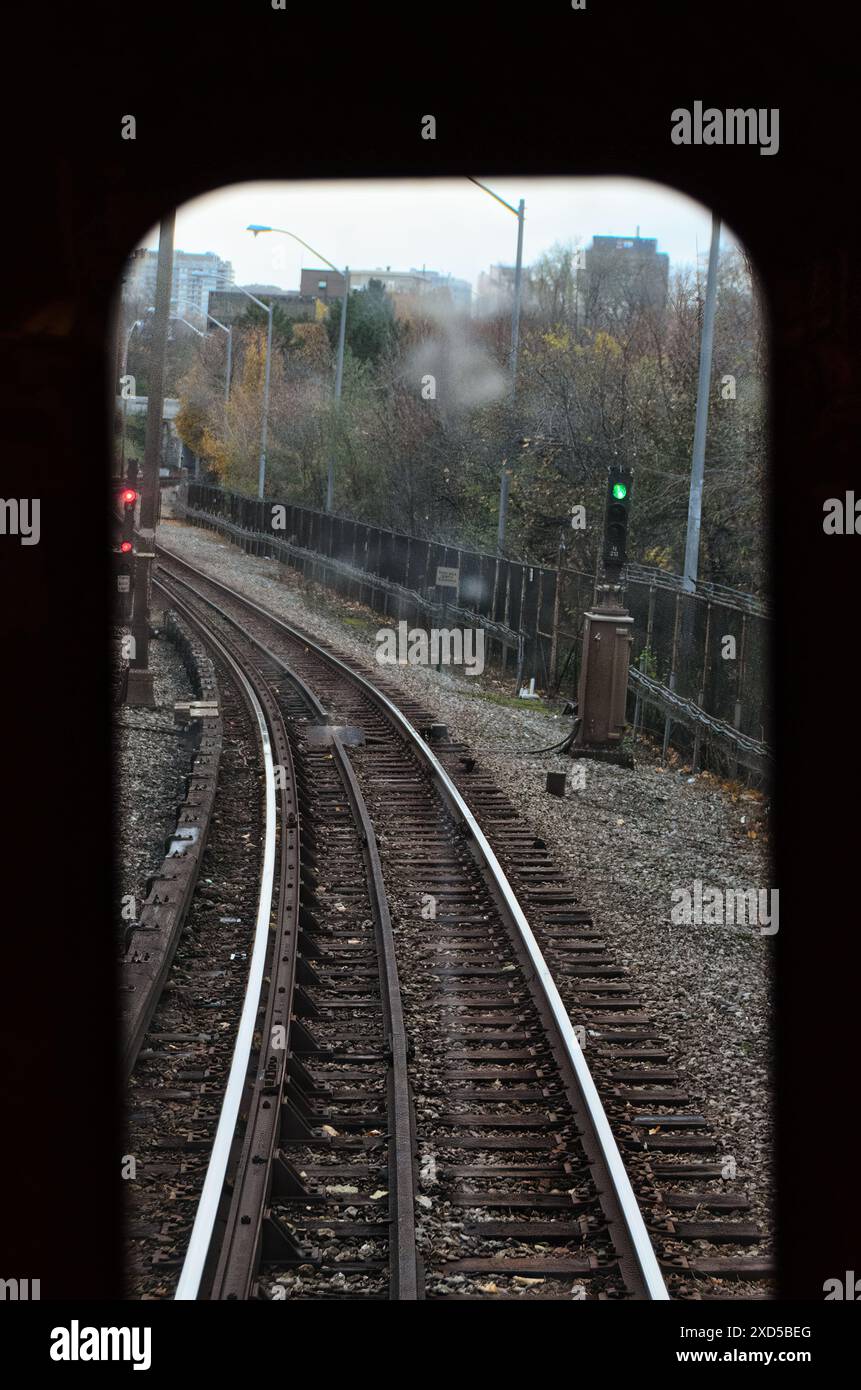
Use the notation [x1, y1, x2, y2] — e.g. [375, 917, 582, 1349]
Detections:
[151, 576, 419, 1301]
[150, 543, 670, 1301]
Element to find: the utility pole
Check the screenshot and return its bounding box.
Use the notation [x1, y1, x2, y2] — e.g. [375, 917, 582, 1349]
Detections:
[467, 180, 525, 554]
[683, 213, 721, 592]
[509, 200, 525, 387]
[258, 300, 273, 499]
[327, 266, 350, 513]
[497, 198, 525, 552]
[124, 211, 175, 706]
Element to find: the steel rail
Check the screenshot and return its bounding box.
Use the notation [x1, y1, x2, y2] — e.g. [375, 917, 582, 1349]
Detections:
[157, 567, 421, 1299]
[156, 544, 671, 1300]
[120, 613, 222, 1082]
[197, 615, 302, 1303]
[327, 728, 421, 1299]
[156, 582, 280, 1302]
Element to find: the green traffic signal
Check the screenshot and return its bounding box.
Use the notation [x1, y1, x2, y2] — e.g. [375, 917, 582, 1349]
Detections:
[612, 482, 628, 499]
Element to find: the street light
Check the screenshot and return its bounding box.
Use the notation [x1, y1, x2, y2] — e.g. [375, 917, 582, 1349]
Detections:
[171, 315, 205, 338]
[468, 178, 526, 551]
[683, 212, 721, 594]
[247, 223, 349, 512]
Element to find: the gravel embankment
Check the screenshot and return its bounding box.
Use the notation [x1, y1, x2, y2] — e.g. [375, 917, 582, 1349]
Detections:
[113, 615, 199, 941]
[156, 518, 775, 1247]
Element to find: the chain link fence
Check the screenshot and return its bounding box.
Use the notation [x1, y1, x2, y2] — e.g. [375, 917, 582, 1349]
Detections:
[179, 481, 772, 782]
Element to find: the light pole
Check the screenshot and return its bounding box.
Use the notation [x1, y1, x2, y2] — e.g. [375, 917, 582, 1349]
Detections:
[171, 315, 205, 338]
[232, 283, 273, 498]
[683, 213, 721, 593]
[468, 179, 525, 552]
[247, 224, 349, 512]
[329, 263, 351, 513]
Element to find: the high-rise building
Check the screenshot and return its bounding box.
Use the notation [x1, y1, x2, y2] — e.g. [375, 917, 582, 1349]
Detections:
[581, 235, 669, 324]
[124, 249, 235, 315]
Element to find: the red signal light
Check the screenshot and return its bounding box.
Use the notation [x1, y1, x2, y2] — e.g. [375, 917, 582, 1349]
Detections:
[120, 540, 133, 553]
[120, 487, 138, 506]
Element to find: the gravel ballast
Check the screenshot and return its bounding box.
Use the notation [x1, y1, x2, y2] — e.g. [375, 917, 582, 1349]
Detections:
[113, 616, 200, 941]
[156, 517, 775, 1256]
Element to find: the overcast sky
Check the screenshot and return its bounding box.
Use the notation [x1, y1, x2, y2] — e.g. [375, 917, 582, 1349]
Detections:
[133, 176, 738, 292]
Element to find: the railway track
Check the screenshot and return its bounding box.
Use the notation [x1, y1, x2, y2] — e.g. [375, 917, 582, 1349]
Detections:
[124, 616, 266, 1293]
[125, 539, 770, 1299]
[146, 544, 668, 1301]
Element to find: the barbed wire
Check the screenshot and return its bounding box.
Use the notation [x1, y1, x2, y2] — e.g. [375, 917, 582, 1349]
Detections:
[629, 666, 772, 770]
[625, 563, 770, 619]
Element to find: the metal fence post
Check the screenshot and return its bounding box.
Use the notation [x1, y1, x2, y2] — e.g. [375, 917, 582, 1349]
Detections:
[549, 553, 562, 689]
[633, 582, 657, 740]
[661, 592, 682, 763]
[692, 602, 712, 774]
[731, 614, 748, 781]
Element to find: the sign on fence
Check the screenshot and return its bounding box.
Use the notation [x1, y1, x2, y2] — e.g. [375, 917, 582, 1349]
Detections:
[436, 566, 459, 588]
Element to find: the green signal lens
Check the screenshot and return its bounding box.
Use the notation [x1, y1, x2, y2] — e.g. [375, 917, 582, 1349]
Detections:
[612, 482, 628, 499]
